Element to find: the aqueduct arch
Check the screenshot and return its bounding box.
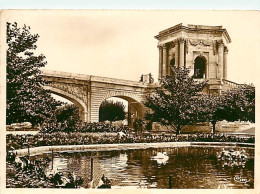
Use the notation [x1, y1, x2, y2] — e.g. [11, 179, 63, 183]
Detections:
[44, 85, 88, 122]
[97, 92, 145, 127]
[41, 70, 149, 124]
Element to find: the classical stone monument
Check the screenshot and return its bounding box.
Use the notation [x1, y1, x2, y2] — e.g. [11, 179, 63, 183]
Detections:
[155, 23, 234, 94]
[42, 23, 240, 126]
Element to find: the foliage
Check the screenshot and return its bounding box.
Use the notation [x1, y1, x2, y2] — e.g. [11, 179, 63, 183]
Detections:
[133, 119, 145, 133]
[99, 100, 126, 122]
[6, 22, 61, 126]
[198, 94, 223, 133]
[145, 66, 207, 135]
[220, 84, 255, 123]
[200, 84, 255, 133]
[54, 104, 81, 131]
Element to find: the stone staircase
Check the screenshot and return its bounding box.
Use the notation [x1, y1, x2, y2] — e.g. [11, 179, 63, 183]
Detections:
[222, 79, 254, 91]
[222, 79, 241, 90]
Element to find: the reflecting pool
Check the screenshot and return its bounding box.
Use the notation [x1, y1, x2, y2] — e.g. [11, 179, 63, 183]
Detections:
[40, 146, 254, 189]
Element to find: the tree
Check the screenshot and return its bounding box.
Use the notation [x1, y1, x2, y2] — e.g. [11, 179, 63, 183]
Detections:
[6, 22, 61, 126]
[201, 84, 255, 133]
[55, 104, 81, 131]
[198, 94, 223, 134]
[145, 66, 207, 135]
[133, 119, 145, 134]
[219, 84, 255, 123]
[99, 100, 126, 122]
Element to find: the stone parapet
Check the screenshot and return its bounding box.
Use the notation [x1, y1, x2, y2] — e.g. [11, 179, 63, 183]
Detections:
[14, 141, 253, 157]
[41, 69, 91, 81]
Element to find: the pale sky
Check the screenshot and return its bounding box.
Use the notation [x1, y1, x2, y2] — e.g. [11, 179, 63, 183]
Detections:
[2, 10, 260, 84]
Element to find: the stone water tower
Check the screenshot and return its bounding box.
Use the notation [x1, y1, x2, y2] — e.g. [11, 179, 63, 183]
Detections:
[155, 23, 231, 94]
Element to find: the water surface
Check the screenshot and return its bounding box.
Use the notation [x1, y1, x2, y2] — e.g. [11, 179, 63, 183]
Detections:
[43, 146, 254, 189]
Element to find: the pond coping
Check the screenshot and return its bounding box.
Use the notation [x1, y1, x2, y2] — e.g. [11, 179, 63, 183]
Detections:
[12, 141, 255, 157]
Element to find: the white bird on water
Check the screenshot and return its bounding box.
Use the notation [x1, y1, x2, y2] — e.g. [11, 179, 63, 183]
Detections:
[151, 152, 169, 165]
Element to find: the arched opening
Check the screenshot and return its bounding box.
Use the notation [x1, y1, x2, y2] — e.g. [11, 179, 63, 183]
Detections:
[51, 94, 73, 104]
[194, 56, 206, 78]
[50, 93, 85, 123]
[98, 96, 144, 127]
[50, 93, 83, 123]
[44, 86, 87, 122]
[99, 97, 127, 123]
[170, 58, 175, 67]
[170, 58, 175, 75]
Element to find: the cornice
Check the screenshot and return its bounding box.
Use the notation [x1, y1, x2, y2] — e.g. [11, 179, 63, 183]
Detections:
[155, 23, 231, 43]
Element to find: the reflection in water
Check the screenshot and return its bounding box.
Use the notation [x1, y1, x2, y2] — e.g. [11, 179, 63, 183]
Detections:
[44, 147, 254, 189]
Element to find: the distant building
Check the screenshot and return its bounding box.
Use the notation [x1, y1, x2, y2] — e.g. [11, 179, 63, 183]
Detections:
[155, 23, 237, 94]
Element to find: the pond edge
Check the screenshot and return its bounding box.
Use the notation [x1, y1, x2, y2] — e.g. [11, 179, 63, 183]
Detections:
[13, 142, 255, 157]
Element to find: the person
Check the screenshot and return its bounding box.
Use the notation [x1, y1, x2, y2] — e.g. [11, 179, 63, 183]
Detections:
[139, 74, 143, 82]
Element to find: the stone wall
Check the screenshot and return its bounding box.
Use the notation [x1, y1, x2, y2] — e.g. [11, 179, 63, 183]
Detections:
[151, 121, 254, 134]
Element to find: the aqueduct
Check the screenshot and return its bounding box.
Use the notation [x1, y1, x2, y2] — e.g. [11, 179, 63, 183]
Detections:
[42, 24, 241, 126]
[42, 70, 154, 125]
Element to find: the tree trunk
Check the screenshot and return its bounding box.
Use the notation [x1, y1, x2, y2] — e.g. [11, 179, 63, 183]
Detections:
[212, 121, 216, 134]
[176, 125, 181, 136]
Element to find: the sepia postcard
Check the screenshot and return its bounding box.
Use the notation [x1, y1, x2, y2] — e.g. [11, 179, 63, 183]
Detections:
[0, 10, 259, 194]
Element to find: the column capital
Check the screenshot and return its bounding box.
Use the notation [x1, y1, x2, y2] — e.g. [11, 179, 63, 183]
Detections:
[224, 46, 229, 53]
[217, 39, 224, 47]
[172, 39, 178, 45]
[157, 45, 162, 49]
[162, 43, 167, 49]
[168, 41, 175, 48]
[178, 37, 186, 43]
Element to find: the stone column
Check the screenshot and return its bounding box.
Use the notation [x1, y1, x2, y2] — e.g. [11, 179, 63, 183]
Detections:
[162, 44, 167, 76]
[158, 45, 163, 79]
[175, 41, 179, 68]
[206, 62, 208, 78]
[223, 47, 228, 80]
[84, 111, 88, 123]
[128, 103, 132, 127]
[87, 85, 91, 122]
[179, 38, 185, 68]
[167, 57, 172, 75]
[217, 40, 224, 80]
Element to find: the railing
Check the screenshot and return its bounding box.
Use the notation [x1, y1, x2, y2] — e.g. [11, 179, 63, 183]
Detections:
[222, 79, 255, 89]
[222, 79, 241, 88]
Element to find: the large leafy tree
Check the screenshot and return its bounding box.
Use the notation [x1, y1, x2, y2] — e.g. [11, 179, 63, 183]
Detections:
[145, 66, 207, 135]
[99, 100, 126, 122]
[54, 104, 81, 132]
[199, 94, 223, 133]
[201, 84, 255, 133]
[6, 22, 61, 126]
[219, 84, 255, 123]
